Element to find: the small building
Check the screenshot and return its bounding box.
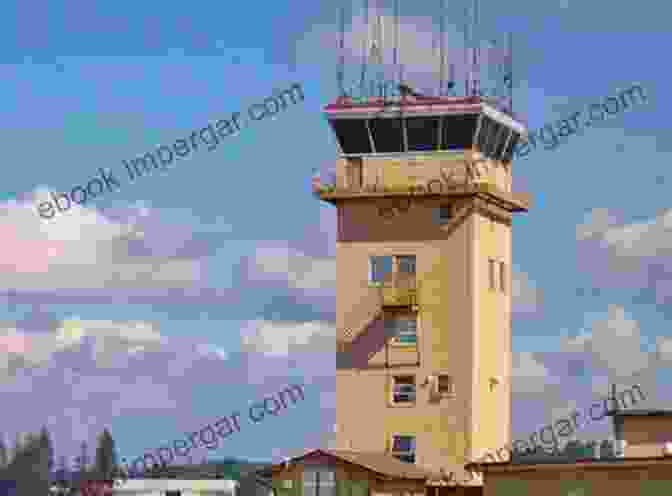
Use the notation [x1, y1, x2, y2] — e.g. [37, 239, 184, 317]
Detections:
[259, 449, 479, 496]
[469, 409, 672, 495]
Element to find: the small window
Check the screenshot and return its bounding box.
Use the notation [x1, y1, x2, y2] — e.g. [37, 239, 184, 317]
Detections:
[438, 375, 454, 395]
[488, 259, 496, 291]
[436, 205, 453, 223]
[393, 376, 416, 403]
[370, 256, 392, 284]
[387, 316, 417, 344]
[391, 435, 416, 463]
[406, 117, 440, 151]
[397, 255, 416, 274]
[499, 261, 506, 293]
[303, 469, 335, 496]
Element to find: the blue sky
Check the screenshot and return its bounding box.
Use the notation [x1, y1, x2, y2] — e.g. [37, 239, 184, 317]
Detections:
[0, 0, 670, 468]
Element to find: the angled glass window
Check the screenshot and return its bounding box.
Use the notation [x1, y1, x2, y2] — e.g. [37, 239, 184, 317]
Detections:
[405, 117, 440, 151]
[369, 117, 404, 153]
[441, 114, 479, 150]
[502, 132, 520, 162]
[330, 119, 372, 154]
[494, 127, 512, 158]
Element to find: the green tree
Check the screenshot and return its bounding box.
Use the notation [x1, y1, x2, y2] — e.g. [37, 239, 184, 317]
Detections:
[39, 426, 55, 472]
[0, 434, 8, 469]
[7, 431, 50, 495]
[94, 428, 117, 480]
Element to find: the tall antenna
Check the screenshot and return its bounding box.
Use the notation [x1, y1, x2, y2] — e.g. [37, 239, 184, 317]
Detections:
[507, 31, 513, 112]
[472, 0, 480, 96]
[368, 0, 384, 98]
[439, 0, 445, 96]
[393, 0, 399, 67]
[337, 6, 346, 96]
[360, 0, 369, 98]
[464, 5, 469, 96]
[495, 35, 503, 102]
[395, 0, 403, 95]
[448, 63, 456, 95]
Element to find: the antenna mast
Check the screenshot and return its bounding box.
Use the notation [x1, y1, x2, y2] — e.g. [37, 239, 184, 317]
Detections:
[337, 6, 346, 96]
[506, 31, 513, 112]
[439, 0, 445, 96]
[464, 5, 469, 96]
[472, 0, 480, 96]
[394, 0, 401, 95]
[360, 0, 369, 98]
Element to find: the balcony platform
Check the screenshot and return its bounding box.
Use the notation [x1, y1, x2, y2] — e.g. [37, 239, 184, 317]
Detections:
[318, 183, 531, 212]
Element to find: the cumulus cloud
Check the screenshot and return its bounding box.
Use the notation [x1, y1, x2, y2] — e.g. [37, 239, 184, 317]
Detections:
[0, 317, 229, 378]
[561, 305, 653, 378]
[0, 189, 204, 294]
[240, 320, 335, 356]
[576, 207, 672, 305]
[249, 245, 336, 291]
[512, 351, 558, 394]
[512, 270, 543, 316]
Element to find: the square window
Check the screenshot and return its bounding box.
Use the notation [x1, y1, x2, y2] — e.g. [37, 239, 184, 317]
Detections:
[435, 205, 453, 224]
[393, 376, 416, 403]
[391, 435, 416, 463]
[387, 317, 417, 344]
[397, 255, 416, 274]
[303, 469, 335, 496]
[370, 256, 392, 284]
[499, 261, 506, 293]
[438, 375, 454, 395]
[488, 259, 496, 291]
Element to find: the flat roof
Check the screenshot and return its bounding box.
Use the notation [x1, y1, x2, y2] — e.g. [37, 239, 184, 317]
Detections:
[466, 456, 672, 474]
[323, 95, 528, 136]
[614, 409, 672, 417]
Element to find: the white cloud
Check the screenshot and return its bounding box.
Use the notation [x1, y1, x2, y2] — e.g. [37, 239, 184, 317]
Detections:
[512, 270, 543, 315]
[251, 245, 336, 291]
[560, 305, 652, 378]
[0, 188, 202, 291]
[240, 320, 335, 356]
[0, 317, 229, 375]
[512, 351, 557, 394]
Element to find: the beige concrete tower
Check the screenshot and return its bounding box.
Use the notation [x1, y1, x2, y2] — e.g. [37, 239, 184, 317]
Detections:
[318, 92, 531, 480]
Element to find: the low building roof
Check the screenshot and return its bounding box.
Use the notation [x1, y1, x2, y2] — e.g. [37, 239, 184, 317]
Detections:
[466, 455, 672, 474]
[265, 449, 441, 481]
[613, 409, 672, 417]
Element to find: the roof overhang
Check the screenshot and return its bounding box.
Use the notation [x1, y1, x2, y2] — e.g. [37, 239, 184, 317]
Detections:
[323, 96, 527, 137]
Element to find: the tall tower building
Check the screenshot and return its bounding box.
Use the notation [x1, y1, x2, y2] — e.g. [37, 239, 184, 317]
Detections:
[318, 91, 531, 480]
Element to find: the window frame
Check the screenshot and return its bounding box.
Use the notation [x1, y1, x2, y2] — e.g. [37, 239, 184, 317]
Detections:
[437, 374, 455, 396]
[388, 315, 418, 345]
[488, 258, 496, 291]
[391, 375, 417, 405]
[499, 261, 506, 293]
[391, 435, 416, 464]
[369, 255, 392, 285]
[302, 468, 336, 496]
[436, 204, 453, 224]
[396, 255, 416, 275]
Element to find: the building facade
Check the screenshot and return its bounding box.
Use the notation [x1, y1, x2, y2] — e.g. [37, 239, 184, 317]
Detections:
[319, 92, 530, 481]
